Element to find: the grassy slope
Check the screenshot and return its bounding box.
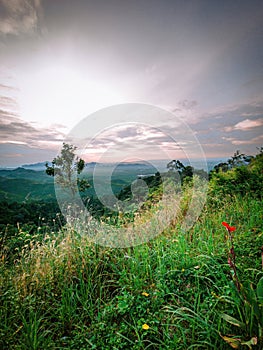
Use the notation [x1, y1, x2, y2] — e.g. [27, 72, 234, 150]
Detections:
[0, 160, 263, 349]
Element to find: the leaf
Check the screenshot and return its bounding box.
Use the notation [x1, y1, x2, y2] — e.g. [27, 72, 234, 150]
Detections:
[256, 277, 263, 302]
[242, 282, 261, 321]
[220, 334, 241, 349]
[221, 313, 245, 328]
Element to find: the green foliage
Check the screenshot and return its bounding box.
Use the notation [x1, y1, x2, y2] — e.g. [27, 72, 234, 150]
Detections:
[0, 190, 262, 349]
[209, 151, 263, 200]
[166, 159, 196, 184]
[219, 221, 263, 349]
[0, 173, 56, 202]
[45, 143, 90, 197]
[0, 148, 263, 348]
[0, 200, 63, 226]
[220, 277, 263, 349]
[212, 150, 253, 174]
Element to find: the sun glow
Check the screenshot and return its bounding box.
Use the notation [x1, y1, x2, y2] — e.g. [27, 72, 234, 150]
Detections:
[18, 65, 124, 130]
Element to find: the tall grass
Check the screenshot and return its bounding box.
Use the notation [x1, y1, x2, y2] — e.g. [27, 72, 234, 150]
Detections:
[0, 187, 262, 349]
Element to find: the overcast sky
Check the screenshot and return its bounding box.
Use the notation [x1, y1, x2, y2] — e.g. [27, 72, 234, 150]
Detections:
[1, 0, 263, 167]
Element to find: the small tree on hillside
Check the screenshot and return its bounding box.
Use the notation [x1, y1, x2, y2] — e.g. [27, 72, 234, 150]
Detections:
[228, 150, 250, 168]
[167, 159, 194, 182]
[213, 150, 253, 174]
[45, 143, 90, 197]
[167, 159, 185, 173]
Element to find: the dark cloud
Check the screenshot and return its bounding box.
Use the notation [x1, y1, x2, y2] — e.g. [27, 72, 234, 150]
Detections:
[0, 111, 65, 148]
[178, 100, 198, 110]
[222, 134, 263, 146]
[116, 126, 139, 139]
[213, 100, 263, 133]
[0, 142, 58, 167]
[188, 99, 263, 156]
[0, 0, 44, 36]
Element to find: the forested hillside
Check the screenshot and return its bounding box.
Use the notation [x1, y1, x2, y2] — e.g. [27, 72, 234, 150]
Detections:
[0, 150, 262, 349]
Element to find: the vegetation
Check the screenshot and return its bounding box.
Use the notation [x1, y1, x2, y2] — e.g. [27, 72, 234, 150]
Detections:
[0, 168, 56, 202]
[45, 143, 90, 197]
[0, 149, 262, 349]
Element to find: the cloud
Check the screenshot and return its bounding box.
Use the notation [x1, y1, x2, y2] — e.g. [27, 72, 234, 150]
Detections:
[0, 108, 17, 121]
[166, 98, 263, 157]
[77, 123, 193, 163]
[0, 142, 58, 167]
[0, 95, 18, 109]
[0, 110, 66, 149]
[223, 134, 263, 146]
[195, 99, 263, 135]
[0, 83, 18, 91]
[224, 118, 263, 132]
[0, 0, 44, 35]
[81, 100, 263, 160]
[0, 80, 65, 149]
[178, 100, 198, 110]
[89, 125, 167, 146]
[0, 82, 19, 112]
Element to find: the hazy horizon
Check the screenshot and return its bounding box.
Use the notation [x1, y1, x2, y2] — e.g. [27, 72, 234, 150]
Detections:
[1, 156, 229, 172]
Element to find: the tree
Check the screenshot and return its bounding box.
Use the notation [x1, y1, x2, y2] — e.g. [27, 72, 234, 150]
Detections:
[183, 165, 194, 178]
[228, 150, 248, 168]
[45, 143, 90, 197]
[213, 162, 229, 173]
[212, 150, 253, 174]
[167, 160, 193, 177]
[167, 159, 185, 173]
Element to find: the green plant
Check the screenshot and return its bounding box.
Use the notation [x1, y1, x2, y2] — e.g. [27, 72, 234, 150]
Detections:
[220, 277, 263, 349]
[45, 142, 90, 197]
[0, 156, 262, 349]
[220, 222, 263, 349]
[19, 307, 53, 350]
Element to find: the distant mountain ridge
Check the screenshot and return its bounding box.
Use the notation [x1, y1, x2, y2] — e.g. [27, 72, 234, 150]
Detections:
[2, 158, 227, 172]
[21, 162, 48, 170]
[0, 158, 227, 203]
[0, 167, 52, 181]
[20, 160, 153, 171]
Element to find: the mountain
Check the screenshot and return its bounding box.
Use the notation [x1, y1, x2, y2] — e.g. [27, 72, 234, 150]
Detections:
[21, 162, 49, 170]
[0, 167, 55, 202]
[0, 158, 222, 203]
[19, 158, 223, 172]
[0, 177, 56, 202]
[0, 167, 50, 181]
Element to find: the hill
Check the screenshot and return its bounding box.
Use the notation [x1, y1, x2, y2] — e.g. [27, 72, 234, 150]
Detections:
[0, 162, 158, 203]
[0, 152, 262, 349]
[0, 168, 55, 202]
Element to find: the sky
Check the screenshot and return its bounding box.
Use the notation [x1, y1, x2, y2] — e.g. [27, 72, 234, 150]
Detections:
[1, 0, 263, 167]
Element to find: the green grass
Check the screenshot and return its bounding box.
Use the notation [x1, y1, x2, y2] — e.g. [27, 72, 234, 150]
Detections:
[0, 181, 263, 348]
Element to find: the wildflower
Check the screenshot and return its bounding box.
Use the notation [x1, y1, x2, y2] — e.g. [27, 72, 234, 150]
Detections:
[222, 221, 236, 232]
[142, 323, 150, 330]
[181, 268, 185, 272]
[222, 221, 241, 292]
[142, 292, 149, 297]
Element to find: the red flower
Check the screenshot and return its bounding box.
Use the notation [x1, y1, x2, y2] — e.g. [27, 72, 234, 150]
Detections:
[222, 222, 236, 232]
